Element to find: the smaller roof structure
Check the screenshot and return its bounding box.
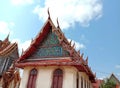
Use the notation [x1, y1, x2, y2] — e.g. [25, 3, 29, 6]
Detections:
[109, 73, 120, 85]
[0, 35, 19, 76]
[0, 35, 18, 56]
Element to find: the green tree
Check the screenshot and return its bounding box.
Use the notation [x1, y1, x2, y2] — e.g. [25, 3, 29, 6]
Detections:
[101, 79, 116, 88]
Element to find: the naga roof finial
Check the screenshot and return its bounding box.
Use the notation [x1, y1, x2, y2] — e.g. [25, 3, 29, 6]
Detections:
[85, 56, 88, 65]
[77, 49, 80, 54]
[69, 40, 72, 45]
[31, 38, 33, 44]
[57, 18, 60, 28]
[81, 53, 84, 58]
[72, 42, 75, 48]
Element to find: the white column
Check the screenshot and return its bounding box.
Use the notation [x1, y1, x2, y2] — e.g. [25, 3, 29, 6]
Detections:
[83, 78, 85, 88]
[85, 79, 86, 88]
[87, 80, 89, 88]
[90, 82, 92, 88]
[19, 68, 30, 88]
[79, 73, 81, 88]
[86, 80, 87, 88]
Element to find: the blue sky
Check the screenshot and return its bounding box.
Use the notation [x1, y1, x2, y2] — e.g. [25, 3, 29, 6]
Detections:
[0, 0, 120, 79]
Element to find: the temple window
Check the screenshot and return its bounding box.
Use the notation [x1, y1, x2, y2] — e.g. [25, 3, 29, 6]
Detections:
[27, 68, 38, 88]
[51, 68, 63, 88]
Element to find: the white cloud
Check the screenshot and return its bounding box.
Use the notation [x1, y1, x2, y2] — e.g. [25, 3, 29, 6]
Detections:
[115, 65, 120, 69]
[19, 40, 31, 51]
[97, 76, 106, 80]
[33, 0, 102, 29]
[68, 39, 86, 50]
[9, 22, 15, 27]
[11, 0, 34, 6]
[12, 39, 31, 55]
[0, 21, 14, 35]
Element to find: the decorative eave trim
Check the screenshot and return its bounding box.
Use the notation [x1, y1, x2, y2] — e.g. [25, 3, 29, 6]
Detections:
[15, 59, 95, 82]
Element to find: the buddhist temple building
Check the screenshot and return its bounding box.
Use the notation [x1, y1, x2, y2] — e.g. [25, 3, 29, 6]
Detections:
[15, 11, 96, 88]
[0, 35, 20, 88]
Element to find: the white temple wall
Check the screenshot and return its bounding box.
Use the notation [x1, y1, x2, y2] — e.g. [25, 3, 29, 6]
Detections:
[78, 72, 93, 88]
[36, 66, 53, 88]
[62, 66, 77, 88]
[19, 66, 93, 88]
[19, 67, 30, 88]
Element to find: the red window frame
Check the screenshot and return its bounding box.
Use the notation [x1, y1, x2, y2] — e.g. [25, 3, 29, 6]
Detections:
[52, 68, 63, 88]
[27, 68, 38, 88]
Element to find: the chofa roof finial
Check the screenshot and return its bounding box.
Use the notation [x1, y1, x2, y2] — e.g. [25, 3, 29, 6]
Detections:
[48, 8, 50, 19]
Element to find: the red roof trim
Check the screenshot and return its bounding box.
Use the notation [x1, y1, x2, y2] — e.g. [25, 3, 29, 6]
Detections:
[18, 20, 52, 61]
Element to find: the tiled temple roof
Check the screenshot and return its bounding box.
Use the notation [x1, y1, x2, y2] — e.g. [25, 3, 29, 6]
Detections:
[0, 35, 18, 56]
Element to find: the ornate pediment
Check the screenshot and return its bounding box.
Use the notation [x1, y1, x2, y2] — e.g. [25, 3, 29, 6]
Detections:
[27, 29, 70, 60]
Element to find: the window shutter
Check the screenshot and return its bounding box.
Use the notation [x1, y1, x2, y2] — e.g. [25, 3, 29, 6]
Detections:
[52, 69, 63, 88]
[27, 68, 37, 88]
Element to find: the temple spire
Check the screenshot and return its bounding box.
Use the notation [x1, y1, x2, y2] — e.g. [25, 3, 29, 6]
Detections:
[5, 33, 9, 40]
[4, 33, 10, 43]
